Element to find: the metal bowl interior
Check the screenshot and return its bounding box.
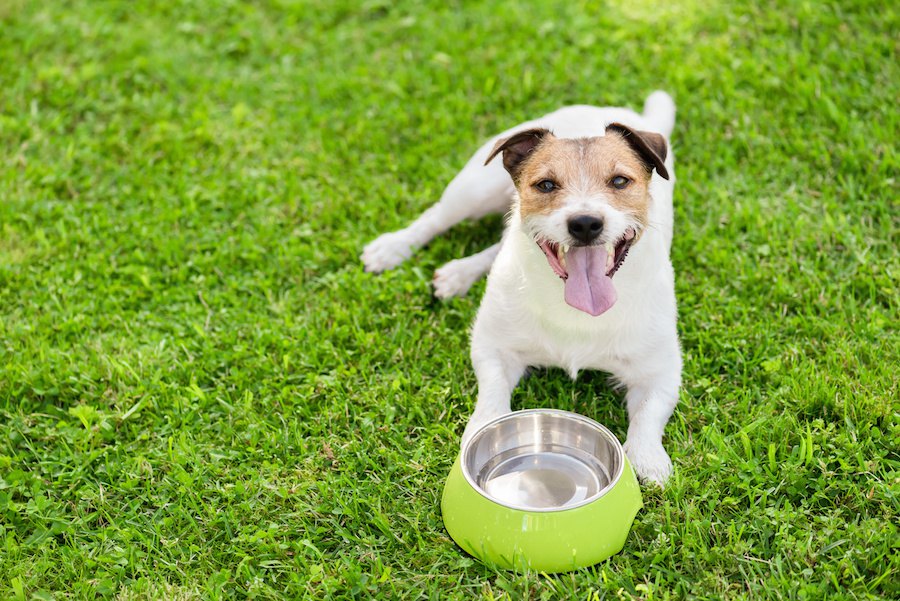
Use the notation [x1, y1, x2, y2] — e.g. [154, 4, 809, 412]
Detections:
[461, 410, 624, 512]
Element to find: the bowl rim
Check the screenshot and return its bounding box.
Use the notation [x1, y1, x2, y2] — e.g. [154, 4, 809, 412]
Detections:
[459, 408, 626, 513]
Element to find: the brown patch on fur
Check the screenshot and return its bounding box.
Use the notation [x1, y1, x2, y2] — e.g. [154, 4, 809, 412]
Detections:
[485, 128, 553, 181]
[606, 122, 669, 180]
[513, 135, 657, 228]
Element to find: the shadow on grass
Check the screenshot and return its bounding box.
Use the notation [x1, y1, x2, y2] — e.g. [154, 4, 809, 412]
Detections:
[515, 368, 630, 434]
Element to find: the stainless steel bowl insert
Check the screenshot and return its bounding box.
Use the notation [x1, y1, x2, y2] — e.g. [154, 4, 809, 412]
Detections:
[461, 410, 624, 512]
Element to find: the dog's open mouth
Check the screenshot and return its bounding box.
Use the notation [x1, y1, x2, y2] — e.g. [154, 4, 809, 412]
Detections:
[537, 227, 636, 316]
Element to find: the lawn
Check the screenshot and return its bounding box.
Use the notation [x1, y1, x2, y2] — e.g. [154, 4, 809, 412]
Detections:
[0, 0, 897, 599]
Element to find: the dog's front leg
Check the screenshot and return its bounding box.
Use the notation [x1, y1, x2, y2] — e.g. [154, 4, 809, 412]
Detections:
[621, 365, 681, 486]
[461, 345, 525, 447]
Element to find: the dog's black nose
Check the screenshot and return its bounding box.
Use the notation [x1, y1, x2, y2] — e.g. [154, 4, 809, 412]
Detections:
[567, 215, 603, 244]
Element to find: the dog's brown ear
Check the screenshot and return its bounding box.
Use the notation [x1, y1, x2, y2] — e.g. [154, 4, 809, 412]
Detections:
[485, 128, 553, 180]
[605, 122, 670, 180]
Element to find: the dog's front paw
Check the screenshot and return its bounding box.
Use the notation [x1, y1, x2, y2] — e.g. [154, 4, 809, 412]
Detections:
[460, 418, 486, 449]
[461, 409, 509, 449]
[361, 231, 414, 273]
[623, 438, 673, 487]
[433, 259, 477, 299]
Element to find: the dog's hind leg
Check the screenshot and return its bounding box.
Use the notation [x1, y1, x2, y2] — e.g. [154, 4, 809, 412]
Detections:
[361, 142, 513, 273]
[432, 242, 501, 299]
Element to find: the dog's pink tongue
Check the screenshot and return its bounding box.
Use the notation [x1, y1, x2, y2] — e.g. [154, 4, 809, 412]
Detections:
[564, 246, 616, 316]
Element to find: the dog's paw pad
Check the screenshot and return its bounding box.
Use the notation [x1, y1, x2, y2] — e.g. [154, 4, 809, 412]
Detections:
[623, 439, 673, 487]
[433, 260, 475, 299]
[361, 232, 414, 273]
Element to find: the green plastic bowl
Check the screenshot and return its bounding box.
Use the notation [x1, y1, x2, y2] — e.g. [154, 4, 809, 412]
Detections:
[441, 409, 642, 572]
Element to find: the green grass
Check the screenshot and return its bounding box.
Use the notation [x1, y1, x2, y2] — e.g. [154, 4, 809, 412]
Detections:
[1, 0, 897, 598]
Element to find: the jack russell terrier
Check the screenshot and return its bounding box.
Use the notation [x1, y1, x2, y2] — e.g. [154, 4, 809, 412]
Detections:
[362, 91, 681, 485]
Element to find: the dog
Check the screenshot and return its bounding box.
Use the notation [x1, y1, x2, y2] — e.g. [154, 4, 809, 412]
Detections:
[362, 91, 681, 485]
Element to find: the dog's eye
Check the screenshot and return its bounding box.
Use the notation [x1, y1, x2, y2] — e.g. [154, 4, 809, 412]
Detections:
[535, 179, 557, 193]
[610, 176, 630, 189]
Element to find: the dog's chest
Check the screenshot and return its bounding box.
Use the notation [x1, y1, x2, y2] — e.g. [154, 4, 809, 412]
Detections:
[478, 226, 672, 377]
[500, 311, 636, 377]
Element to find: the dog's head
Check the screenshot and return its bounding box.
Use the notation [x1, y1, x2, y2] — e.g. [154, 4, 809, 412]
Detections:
[485, 123, 669, 316]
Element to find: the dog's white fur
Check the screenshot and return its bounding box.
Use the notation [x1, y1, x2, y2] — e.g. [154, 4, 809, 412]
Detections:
[362, 91, 681, 485]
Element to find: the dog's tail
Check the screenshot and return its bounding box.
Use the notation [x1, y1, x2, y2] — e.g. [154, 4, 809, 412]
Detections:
[642, 90, 676, 138]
